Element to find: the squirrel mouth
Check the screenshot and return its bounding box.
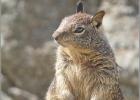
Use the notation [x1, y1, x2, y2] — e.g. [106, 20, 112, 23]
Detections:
[54, 39, 66, 47]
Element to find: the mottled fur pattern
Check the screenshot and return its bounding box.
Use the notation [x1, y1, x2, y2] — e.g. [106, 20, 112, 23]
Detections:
[46, 2, 124, 100]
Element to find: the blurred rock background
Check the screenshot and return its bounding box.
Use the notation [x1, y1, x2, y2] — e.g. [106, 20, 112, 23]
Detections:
[1, 0, 139, 100]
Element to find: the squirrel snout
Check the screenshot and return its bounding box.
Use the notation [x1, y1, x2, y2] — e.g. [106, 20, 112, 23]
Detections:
[52, 32, 60, 41]
[52, 31, 65, 41]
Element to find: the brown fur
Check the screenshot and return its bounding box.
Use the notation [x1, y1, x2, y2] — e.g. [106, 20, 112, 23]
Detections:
[46, 2, 124, 100]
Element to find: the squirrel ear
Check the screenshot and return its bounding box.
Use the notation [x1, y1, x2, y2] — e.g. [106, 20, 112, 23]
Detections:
[76, 0, 84, 13]
[92, 10, 105, 28]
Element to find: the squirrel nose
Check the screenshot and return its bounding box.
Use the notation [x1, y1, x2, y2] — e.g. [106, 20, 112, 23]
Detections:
[52, 31, 66, 41]
[53, 35, 59, 41]
[52, 32, 60, 41]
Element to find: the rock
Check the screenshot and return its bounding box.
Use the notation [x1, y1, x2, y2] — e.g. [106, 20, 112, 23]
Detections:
[100, 0, 139, 71]
[2, 41, 57, 99]
[8, 87, 39, 100]
[0, 91, 13, 100]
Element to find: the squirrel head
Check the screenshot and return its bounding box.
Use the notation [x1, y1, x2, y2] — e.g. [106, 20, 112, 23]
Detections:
[52, 1, 105, 49]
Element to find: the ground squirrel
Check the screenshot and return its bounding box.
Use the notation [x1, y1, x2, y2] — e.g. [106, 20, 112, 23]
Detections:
[46, 1, 124, 100]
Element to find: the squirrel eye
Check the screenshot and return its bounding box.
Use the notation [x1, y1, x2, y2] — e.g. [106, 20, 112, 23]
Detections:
[74, 26, 85, 33]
